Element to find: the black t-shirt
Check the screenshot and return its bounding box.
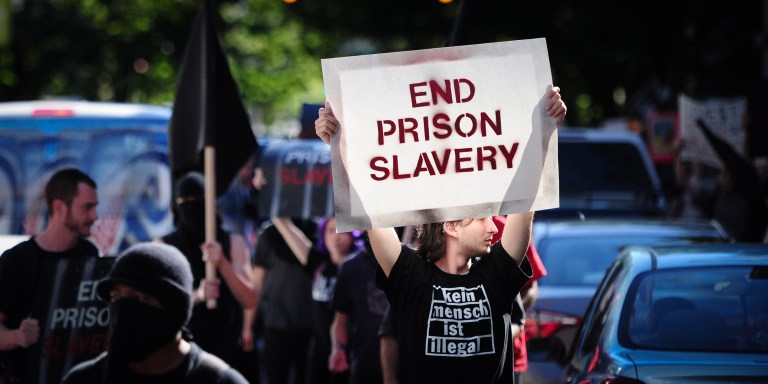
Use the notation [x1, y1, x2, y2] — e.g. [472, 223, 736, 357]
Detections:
[253, 223, 315, 330]
[162, 227, 240, 363]
[333, 248, 389, 382]
[376, 243, 531, 384]
[306, 249, 335, 359]
[61, 342, 249, 384]
[0, 237, 99, 383]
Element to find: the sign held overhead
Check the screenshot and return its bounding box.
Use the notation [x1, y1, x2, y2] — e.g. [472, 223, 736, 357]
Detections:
[321, 38, 560, 232]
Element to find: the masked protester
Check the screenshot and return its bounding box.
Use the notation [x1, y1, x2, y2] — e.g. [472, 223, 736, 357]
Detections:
[61, 242, 248, 384]
[160, 172, 256, 370]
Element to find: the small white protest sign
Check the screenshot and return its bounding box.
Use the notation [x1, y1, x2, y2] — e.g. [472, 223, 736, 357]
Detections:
[322, 38, 559, 232]
[678, 94, 747, 169]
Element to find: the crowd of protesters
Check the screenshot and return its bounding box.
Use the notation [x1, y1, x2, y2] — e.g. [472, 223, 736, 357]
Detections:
[3, 85, 768, 384]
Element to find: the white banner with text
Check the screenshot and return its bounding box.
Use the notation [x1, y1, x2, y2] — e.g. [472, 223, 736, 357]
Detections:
[322, 38, 559, 232]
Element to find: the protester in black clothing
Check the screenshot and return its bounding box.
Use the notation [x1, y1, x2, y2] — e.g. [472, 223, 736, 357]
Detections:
[61, 242, 248, 384]
[159, 172, 256, 368]
[272, 215, 362, 384]
[253, 218, 317, 384]
[314, 87, 566, 383]
[331, 240, 389, 384]
[378, 307, 398, 384]
[697, 120, 768, 242]
[0, 168, 100, 383]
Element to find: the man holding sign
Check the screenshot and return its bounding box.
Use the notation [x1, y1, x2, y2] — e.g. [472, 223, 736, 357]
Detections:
[315, 84, 565, 383]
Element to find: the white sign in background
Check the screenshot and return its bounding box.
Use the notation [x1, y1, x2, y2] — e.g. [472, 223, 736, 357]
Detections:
[322, 39, 559, 231]
[678, 94, 747, 169]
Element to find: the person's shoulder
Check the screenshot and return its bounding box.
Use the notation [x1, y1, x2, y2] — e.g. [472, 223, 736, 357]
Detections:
[258, 223, 280, 242]
[397, 244, 419, 261]
[339, 249, 364, 267]
[5, 237, 36, 252]
[387, 244, 423, 275]
[471, 242, 515, 268]
[0, 238, 38, 261]
[339, 248, 376, 271]
[77, 238, 100, 256]
[189, 344, 249, 384]
[61, 352, 107, 384]
[487, 241, 513, 260]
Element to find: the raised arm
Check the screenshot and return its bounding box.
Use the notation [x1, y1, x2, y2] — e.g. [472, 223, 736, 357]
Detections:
[367, 228, 403, 277]
[272, 216, 312, 265]
[315, 101, 402, 275]
[500, 212, 533, 265]
[498, 87, 565, 262]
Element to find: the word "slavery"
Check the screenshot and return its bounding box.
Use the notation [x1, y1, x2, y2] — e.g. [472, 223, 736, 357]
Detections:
[369, 143, 519, 181]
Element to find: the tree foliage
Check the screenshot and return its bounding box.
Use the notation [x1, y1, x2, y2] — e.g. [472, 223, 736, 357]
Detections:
[0, 0, 331, 123]
[0, 0, 762, 128]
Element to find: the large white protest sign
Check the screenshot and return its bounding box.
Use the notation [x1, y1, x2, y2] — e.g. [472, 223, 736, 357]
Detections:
[679, 94, 747, 169]
[322, 38, 559, 232]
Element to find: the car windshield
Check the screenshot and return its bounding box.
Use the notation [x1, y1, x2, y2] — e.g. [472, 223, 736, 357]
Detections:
[624, 266, 768, 353]
[537, 236, 721, 287]
[559, 142, 653, 193]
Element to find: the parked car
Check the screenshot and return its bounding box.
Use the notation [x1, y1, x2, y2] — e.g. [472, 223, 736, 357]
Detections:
[526, 218, 731, 384]
[536, 128, 667, 220]
[548, 243, 768, 383]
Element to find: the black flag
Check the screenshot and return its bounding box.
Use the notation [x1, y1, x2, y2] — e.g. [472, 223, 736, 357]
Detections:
[446, 0, 477, 47]
[168, 0, 258, 195]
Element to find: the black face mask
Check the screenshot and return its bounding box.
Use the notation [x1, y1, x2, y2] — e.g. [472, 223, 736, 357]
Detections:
[178, 200, 205, 228]
[107, 299, 181, 363]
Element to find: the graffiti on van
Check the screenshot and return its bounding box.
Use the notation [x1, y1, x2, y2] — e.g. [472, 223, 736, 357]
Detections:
[0, 101, 175, 255]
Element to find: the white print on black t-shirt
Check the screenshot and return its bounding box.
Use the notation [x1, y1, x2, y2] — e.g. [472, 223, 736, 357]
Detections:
[425, 285, 494, 357]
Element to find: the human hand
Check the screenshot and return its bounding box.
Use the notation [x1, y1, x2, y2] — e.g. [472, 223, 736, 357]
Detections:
[315, 100, 339, 144]
[201, 241, 225, 268]
[546, 86, 567, 124]
[329, 347, 349, 373]
[673, 137, 686, 155]
[197, 278, 220, 303]
[16, 317, 39, 348]
[240, 327, 254, 352]
[252, 167, 267, 190]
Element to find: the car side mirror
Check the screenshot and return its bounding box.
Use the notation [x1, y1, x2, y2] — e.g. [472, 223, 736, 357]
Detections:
[527, 336, 567, 363]
[528, 324, 579, 364]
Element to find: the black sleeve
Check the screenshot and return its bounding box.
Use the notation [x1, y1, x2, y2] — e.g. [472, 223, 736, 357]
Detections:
[510, 294, 525, 327]
[190, 351, 250, 384]
[60, 355, 106, 384]
[253, 226, 276, 269]
[378, 304, 398, 338]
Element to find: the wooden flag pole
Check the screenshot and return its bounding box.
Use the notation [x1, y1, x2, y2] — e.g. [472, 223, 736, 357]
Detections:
[204, 145, 217, 309]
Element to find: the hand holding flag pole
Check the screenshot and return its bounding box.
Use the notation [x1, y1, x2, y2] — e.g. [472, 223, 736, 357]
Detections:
[169, 0, 258, 309]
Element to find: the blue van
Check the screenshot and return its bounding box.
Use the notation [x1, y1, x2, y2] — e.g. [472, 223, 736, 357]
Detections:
[0, 100, 174, 254]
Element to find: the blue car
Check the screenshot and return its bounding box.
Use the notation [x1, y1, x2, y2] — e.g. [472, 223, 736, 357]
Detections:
[548, 243, 768, 383]
[526, 219, 730, 383]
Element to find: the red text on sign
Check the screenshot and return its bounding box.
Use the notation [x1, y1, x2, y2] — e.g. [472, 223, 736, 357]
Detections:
[369, 143, 519, 181]
[409, 78, 476, 108]
[377, 110, 501, 145]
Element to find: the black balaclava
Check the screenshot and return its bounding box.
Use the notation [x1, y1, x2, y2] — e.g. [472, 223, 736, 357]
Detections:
[97, 243, 193, 364]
